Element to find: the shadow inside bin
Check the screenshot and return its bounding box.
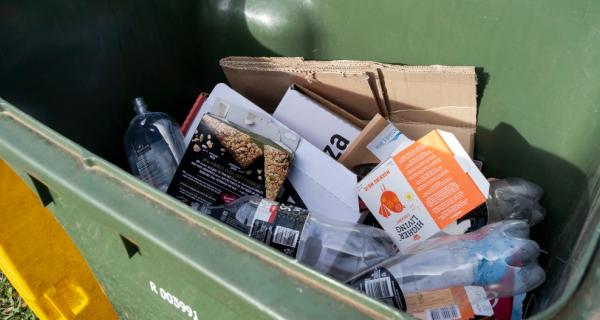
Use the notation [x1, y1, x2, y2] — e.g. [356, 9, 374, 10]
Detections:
[0, 0, 281, 170]
[476, 123, 594, 315]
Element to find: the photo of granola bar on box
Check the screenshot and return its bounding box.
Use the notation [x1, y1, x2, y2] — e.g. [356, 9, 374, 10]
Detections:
[168, 113, 294, 206]
[202, 115, 263, 168]
[264, 145, 291, 200]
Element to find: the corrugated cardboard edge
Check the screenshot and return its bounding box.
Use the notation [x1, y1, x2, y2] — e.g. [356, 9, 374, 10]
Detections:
[393, 121, 475, 156]
[220, 57, 477, 154]
[220, 57, 388, 118]
[222, 68, 382, 119]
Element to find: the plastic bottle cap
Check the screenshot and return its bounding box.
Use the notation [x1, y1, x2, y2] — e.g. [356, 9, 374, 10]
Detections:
[133, 97, 149, 115]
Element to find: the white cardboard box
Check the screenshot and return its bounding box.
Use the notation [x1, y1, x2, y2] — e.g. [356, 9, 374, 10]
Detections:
[184, 83, 361, 223]
[274, 86, 361, 160]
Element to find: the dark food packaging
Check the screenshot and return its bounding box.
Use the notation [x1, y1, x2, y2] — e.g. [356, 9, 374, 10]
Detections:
[167, 113, 292, 208]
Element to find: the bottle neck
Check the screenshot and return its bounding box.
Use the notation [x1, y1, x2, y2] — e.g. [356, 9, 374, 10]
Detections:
[132, 97, 149, 115]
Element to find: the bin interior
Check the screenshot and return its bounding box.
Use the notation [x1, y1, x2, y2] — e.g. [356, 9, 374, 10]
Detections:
[1, 0, 599, 317]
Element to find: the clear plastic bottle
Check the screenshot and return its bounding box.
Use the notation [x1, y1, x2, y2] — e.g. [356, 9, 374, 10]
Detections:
[486, 178, 546, 225]
[124, 97, 185, 191]
[346, 220, 545, 310]
[200, 195, 398, 280]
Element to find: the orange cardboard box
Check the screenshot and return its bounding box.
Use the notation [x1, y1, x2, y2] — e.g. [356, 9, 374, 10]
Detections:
[356, 130, 489, 251]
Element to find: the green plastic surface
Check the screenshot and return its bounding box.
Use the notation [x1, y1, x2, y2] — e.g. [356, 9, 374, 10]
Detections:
[0, 0, 599, 319]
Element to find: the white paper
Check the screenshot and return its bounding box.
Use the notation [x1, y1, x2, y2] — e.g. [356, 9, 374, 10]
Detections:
[184, 83, 361, 222]
[274, 87, 361, 159]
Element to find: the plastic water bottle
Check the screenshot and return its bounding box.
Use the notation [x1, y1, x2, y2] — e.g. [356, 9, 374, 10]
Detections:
[124, 97, 185, 191]
[200, 195, 398, 280]
[346, 220, 545, 310]
[487, 178, 546, 225]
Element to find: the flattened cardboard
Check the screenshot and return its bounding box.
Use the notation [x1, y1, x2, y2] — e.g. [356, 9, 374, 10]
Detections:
[381, 66, 477, 128]
[220, 57, 478, 155]
[220, 57, 385, 119]
[393, 121, 475, 156]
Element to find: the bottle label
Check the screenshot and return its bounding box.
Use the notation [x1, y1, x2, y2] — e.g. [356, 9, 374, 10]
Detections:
[205, 207, 250, 234]
[249, 200, 309, 258]
[347, 267, 406, 311]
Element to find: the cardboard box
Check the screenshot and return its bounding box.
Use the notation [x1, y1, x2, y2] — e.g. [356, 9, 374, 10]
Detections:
[338, 114, 412, 170]
[220, 57, 477, 155]
[356, 130, 489, 251]
[183, 83, 362, 223]
[168, 114, 293, 206]
[274, 85, 363, 159]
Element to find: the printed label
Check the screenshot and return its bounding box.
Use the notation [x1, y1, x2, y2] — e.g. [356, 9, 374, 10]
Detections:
[347, 267, 406, 311]
[205, 207, 250, 234]
[393, 134, 485, 228]
[464, 286, 494, 316]
[367, 123, 411, 161]
[249, 200, 309, 258]
[426, 305, 461, 320]
[323, 134, 351, 160]
[149, 281, 199, 319]
[404, 286, 494, 320]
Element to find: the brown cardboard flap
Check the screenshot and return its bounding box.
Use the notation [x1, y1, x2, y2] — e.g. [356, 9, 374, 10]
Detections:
[338, 114, 389, 170]
[222, 66, 383, 118]
[221, 68, 298, 113]
[220, 57, 478, 154]
[310, 72, 381, 119]
[381, 66, 477, 128]
[393, 121, 475, 156]
[220, 56, 305, 66]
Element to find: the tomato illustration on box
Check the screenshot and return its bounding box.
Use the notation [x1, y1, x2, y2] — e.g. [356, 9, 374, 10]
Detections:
[378, 187, 404, 218]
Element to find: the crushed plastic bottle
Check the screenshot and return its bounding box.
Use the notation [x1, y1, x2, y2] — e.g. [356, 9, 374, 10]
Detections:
[346, 220, 545, 310]
[487, 178, 546, 226]
[124, 97, 185, 191]
[200, 195, 398, 280]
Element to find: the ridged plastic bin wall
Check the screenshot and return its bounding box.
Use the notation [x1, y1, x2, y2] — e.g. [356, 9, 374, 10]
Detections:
[0, 1, 599, 319]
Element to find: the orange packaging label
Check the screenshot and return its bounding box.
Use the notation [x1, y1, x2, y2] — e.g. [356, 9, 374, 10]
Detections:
[405, 286, 493, 320]
[392, 131, 485, 229]
[357, 129, 489, 250]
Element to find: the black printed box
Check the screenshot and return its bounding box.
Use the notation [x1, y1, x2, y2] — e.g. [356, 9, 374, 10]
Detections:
[167, 113, 292, 208]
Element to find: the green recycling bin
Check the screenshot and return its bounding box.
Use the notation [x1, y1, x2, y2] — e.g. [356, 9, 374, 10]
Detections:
[0, 0, 599, 319]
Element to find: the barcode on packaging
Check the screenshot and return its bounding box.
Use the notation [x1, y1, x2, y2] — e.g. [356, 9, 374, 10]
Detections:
[272, 226, 300, 248]
[364, 277, 394, 299]
[426, 305, 461, 320]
